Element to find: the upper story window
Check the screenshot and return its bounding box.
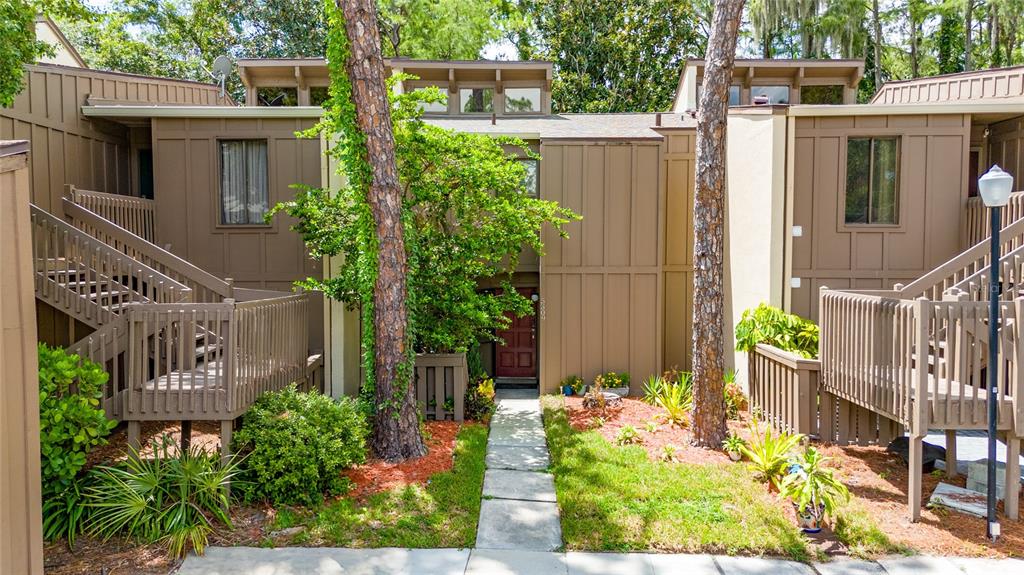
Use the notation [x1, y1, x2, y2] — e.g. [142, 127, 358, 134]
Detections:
[751, 85, 789, 104]
[800, 85, 844, 105]
[220, 140, 269, 225]
[310, 86, 331, 107]
[728, 85, 741, 106]
[518, 158, 539, 197]
[257, 87, 298, 106]
[411, 87, 448, 113]
[845, 137, 900, 225]
[461, 87, 494, 113]
[504, 87, 542, 113]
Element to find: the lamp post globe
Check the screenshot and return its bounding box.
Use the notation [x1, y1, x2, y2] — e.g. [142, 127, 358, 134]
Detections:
[978, 165, 1013, 542]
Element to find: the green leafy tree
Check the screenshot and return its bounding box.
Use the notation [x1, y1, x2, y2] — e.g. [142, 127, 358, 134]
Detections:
[512, 0, 704, 112]
[378, 0, 501, 59]
[0, 0, 85, 106]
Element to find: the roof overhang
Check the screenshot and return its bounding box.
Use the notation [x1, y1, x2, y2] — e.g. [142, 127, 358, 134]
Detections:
[81, 105, 325, 119]
[787, 101, 1024, 117]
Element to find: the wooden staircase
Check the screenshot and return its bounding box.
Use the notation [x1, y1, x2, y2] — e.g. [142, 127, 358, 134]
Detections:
[31, 188, 321, 455]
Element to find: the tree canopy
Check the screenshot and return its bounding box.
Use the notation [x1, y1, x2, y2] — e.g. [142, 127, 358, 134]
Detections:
[0, 0, 84, 107]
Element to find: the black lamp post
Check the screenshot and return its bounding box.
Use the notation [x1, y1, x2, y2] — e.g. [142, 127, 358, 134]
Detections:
[978, 164, 1014, 542]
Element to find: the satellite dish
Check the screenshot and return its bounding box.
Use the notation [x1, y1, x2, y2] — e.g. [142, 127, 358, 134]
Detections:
[211, 55, 233, 98]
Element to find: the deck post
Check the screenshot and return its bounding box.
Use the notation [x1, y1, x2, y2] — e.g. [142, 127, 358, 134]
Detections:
[220, 419, 233, 465]
[180, 420, 192, 452]
[945, 429, 958, 478]
[127, 421, 141, 452]
[909, 433, 925, 522]
[1007, 435, 1020, 521]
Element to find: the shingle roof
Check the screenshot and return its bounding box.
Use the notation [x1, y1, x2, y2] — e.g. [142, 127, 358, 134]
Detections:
[423, 113, 695, 140]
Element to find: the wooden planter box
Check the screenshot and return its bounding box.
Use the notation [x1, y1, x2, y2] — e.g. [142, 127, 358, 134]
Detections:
[748, 343, 821, 436]
[414, 353, 466, 422]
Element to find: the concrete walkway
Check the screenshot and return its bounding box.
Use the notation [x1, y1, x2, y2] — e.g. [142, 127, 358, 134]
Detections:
[178, 547, 1024, 575]
[475, 388, 562, 551]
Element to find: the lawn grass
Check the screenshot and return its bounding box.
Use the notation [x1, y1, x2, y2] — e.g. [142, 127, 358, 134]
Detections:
[541, 395, 812, 560]
[270, 423, 487, 548]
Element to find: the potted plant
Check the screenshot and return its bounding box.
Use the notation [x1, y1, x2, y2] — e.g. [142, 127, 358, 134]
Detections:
[781, 447, 850, 533]
[722, 433, 747, 461]
[561, 375, 583, 396]
[571, 377, 587, 396]
[595, 371, 630, 397]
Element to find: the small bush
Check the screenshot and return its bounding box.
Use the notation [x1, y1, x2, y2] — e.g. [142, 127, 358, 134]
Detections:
[234, 386, 368, 506]
[723, 371, 748, 420]
[641, 375, 667, 405]
[465, 376, 496, 421]
[735, 303, 819, 359]
[615, 425, 641, 445]
[741, 422, 804, 489]
[594, 371, 630, 389]
[38, 344, 117, 545]
[560, 374, 585, 393]
[87, 436, 238, 558]
[38, 344, 117, 494]
[655, 381, 692, 427]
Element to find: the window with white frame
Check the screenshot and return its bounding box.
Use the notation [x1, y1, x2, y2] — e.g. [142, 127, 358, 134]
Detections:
[220, 140, 269, 225]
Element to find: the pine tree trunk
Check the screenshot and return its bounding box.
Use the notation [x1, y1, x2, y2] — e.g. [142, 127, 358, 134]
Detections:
[691, 0, 745, 449]
[338, 0, 426, 462]
[965, 0, 974, 71]
[872, 0, 883, 89]
[910, 21, 919, 78]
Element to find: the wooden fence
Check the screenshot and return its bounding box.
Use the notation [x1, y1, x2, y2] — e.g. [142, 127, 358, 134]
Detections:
[1, 140, 44, 575]
[67, 185, 157, 243]
[415, 353, 467, 421]
[963, 191, 1024, 250]
[748, 344, 821, 436]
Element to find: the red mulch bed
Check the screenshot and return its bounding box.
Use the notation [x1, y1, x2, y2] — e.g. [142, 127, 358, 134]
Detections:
[563, 395, 1024, 558]
[818, 443, 1024, 558]
[342, 420, 463, 500]
[44, 420, 468, 574]
[564, 395, 747, 464]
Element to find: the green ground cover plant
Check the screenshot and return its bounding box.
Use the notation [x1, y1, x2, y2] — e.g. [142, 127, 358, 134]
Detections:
[735, 303, 819, 358]
[267, 423, 488, 548]
[233, 386, 368, 506]
[541, 395, 811, 559]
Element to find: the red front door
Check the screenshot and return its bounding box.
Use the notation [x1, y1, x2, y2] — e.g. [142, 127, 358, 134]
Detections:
[495, 288, 538, 378]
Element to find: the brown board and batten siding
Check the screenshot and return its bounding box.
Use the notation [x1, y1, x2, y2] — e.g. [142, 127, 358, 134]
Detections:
[539, 133, 695, 393]
[150, 117, 324, 349]
[789, 114, 971, 319]
[1, 64, 228, 347]
[0, 64, 228, 212]
[987, 115, 1024, 187]
[0, 141, 44, 575]
[660, 131, 696, 373]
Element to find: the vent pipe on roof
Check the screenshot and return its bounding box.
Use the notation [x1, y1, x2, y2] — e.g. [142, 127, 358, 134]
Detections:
[491, 113, 496, 126]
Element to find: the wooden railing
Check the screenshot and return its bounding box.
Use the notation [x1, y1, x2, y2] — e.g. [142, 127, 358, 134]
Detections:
[962, 191, 1024, 250]
[123, 293, 310, 421]
[898, 214, 1024, 300]
[819, 288, 1021, 435]
[748, 344, 820, 436]
[67, 185, 156, 243]
[30, 205, 191, 328]
[64, 198, 234, 303]
[952, 243, 1024, 301]
[415, 353, 467, 421]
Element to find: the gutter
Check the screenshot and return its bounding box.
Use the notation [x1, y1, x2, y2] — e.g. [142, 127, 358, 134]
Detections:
[787, 102, 1024, 116]
[81, 105, 326, 119]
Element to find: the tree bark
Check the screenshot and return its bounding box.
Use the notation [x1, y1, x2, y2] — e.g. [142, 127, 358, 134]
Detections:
[965, 0, 974, 71]
[338, 0, 426, 461]
[691, 0, 745, 449]
[872, 0, 883, 89]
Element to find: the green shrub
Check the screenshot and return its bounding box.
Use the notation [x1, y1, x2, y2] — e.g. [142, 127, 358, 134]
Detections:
[740, 422, 804, 489]
[594, 371, 630, 389]
[641, 375, 667, 405]
[655, 381, 692, 427]
[781, 447, 850, 526]
[38, 344, 117, 494]
[615, 425, 641, 445]
[735, 303, 819, 359]
[465, 376, 496, 421]
[234, 386, 368, 506]
[87, 436, 238, 558]
[723, 370, 748, 420]
[38, 344, 117, 544]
